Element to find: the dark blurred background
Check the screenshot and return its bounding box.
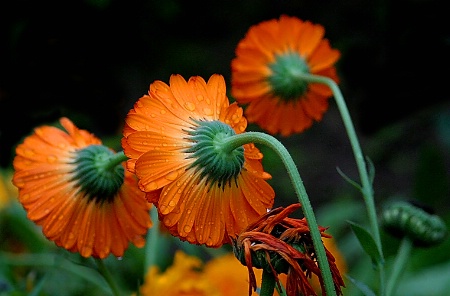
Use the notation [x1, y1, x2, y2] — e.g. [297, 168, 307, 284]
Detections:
[1, 0, 449, 211]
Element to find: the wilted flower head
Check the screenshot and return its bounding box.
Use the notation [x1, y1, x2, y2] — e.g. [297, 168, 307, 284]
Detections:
[231, 203, 345, 296]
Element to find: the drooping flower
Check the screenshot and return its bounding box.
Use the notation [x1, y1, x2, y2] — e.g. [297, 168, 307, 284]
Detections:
[12, 117, 153, 259]
[231, 15, 341, 136]
[137, 250, 264, 296]
[122, 74, 275, 247]
[231, 203, 345, 296]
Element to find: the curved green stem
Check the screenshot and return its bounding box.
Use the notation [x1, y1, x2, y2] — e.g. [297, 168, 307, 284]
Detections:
[223, 132, 336, 296]
[105, 151, 129, 171]
[386, 238, 413, 296]
[94, 258, 122, 296]
[299, 73, 385, 294]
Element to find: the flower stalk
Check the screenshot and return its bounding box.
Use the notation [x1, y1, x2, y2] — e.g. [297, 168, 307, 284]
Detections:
[94, 258, 122, 296]
[297, 73, 386, 294]
[385, 238, 413, 296]
[222, 132, 336, 296]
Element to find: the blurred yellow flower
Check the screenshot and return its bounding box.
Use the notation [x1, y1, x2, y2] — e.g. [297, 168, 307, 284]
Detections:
[137, 250, 264, 296]
[0, 169, 17, 210]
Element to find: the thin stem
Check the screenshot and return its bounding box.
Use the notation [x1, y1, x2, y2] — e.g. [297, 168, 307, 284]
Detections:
[386, 238, 413, 296]
[145, 206, 160, 272]
[95, 258, 122, 296]
[299, 73, 385, 294]
[260, 269, 276, 296]
[222, 132, 336, 296]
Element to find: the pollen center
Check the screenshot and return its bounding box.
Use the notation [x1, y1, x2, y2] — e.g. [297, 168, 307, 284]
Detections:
[268, 52, 310, 102]
[185, 119, 245, 189]
[72, 145, 124, 204]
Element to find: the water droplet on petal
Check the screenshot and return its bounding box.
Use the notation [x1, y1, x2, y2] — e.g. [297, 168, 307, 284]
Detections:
[184, 102, 196, 111]
[47, 155, 57, 163]
[165, 171, 178, 181]
[183, 225, 192, 233]
[203, 108, 213, 116]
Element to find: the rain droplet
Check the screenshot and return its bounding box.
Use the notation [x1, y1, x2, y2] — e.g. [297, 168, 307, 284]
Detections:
[165, 171, 178, 181]
[202, 108, 213, 116]
[184, 102, 196, 111]
[183, 225, 192, 233]
[47, 155, 57, 163]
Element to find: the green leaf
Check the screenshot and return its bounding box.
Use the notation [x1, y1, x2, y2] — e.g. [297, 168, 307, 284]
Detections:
[346, 275, 377, 296]
[347, 220, 383, 266]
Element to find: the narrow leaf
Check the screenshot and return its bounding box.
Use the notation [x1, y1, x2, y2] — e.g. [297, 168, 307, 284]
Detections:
[347, 220, 383, 266]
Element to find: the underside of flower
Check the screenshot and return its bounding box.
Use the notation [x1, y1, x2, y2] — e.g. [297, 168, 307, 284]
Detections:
[185, 119, 245, 190]
[268, 52, 310, 101]
[73, 145, 125, 204]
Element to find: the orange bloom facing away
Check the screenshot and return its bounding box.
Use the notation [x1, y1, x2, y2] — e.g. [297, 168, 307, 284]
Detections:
[12, 117, 152, 259]
[231, 15, 341, 136]
[231, 203, 345, 296]
[122, 74, 275, 247]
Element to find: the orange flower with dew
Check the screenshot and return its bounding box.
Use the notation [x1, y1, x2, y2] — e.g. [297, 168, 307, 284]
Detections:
[231, 15, 341, 136]
[137, 250, 264, 296]
[231, 203, 345, 296]
[12, 117, 154, 259]
[122, 74, 275, 247]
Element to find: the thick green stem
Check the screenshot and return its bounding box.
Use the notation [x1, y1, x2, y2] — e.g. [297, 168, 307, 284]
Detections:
[299, 73, 385, 294]
[94, 258, 122, 296]
[260, 269, 276, 296]
[104, 151, 129, 171]
[386, 238, 413, 296]
[222, 132, 336, 296]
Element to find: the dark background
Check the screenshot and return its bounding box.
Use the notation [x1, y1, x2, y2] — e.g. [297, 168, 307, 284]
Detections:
[1, 0, 449, 210]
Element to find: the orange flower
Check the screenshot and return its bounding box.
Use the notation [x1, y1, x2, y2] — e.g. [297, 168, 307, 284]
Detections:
[137, 250, 264, 296]
[231, 15, 341, 136]
[231, 203, 345, 296]
[138, 250, 220, 296]
[12, 117, 153, 259]
[122, 74, 275, 247]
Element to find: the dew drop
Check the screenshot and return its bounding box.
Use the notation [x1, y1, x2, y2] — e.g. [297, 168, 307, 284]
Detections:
[165, 171, 178, 181]
[23, 149, 35, 157]
[196, 94, 204, 101]
[183, 225, 192, 233]
[47, 155, 57, 163]
[147, 182, 159, 191]
[202, 107, 213, 116]
[184, 102, 196, 111]
[168, 200, 176, 207]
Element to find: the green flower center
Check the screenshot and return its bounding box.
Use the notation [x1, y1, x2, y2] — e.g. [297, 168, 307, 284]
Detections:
[185, 119, 245, 189]
[267, 52, 310, 102]
[72, 145, 124, 204]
